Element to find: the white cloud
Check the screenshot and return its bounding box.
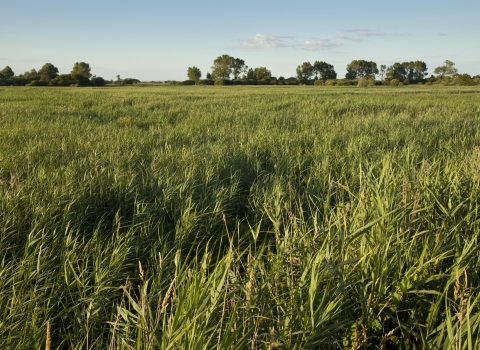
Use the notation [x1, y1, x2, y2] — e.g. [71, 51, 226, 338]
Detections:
[296, 39, 342, 51]
[233, 34, 342, 51]
[335, 34, 362, 42]
[236, 34, 293, 50]
[337, 29, 406, 42]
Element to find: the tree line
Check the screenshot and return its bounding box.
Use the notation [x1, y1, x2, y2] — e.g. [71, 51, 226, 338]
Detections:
[0, 63, 139, 87]
[1, 58, 478, 87]
[184, 55, 479, 86]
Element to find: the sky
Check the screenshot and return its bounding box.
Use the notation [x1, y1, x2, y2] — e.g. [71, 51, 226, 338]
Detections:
[1, 0, 479, 81]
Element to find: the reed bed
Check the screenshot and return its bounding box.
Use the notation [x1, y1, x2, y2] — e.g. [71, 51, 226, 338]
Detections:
[1, 85, 480, 349]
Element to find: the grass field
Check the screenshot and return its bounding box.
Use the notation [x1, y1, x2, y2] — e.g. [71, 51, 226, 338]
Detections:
[1, 85, 480, 349]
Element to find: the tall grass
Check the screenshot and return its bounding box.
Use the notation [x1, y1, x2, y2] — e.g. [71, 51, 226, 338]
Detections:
[1, 85, 480, 348]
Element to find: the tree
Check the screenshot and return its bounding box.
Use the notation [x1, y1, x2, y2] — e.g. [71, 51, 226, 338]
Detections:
[312, 61, 337, 80]
[296, 62, 314, 81]
[379, 65, 387, 81]
[187, 66, 202, 81]
[246, 68, 255, 80]
[405, 61, 428, 82]
[38, 63, 59, 81]
[385, 61, 428, 83]
[206, 72, 212, 79]
[253, 67, 272, 81]
[71, 62, 92, 79]
[345, 60, 378, 79]
[1, 66, 14, 78]
[211, 54, 234, 79]
[434, 60, 458, 77]
[231, 58, 247, 80]
[386, 63, 407, 81]
[22, 69, 39, 80]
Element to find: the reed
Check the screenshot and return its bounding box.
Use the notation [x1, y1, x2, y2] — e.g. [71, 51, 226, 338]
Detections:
[1, 85, 480, 348]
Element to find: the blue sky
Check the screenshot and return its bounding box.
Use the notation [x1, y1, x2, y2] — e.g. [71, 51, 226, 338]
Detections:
[1, 0, 479, 81]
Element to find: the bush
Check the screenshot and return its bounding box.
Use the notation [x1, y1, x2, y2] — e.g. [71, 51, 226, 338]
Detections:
[214, 78, 234, 86]
[403, 79, 410, 85]
[357, 78, 369, 87]
[93, 77, 106, 87]
[458, 74, 474, 86]
[390, 79, 402, 87]
[28, 80, 47, 87]
[181, 80, 196, 85]
[325, 79, 336, 86]
[314, 80, 325, 86]
[197, 79, 214, 85]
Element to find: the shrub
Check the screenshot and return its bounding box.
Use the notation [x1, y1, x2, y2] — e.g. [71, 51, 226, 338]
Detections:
[214, 78, 234, 85]
[403, 79, 410, 85]
[181, 80, 196, 85]
[325, 79, 336, 86]
[197, 79, 214, 85]
[314, 80, 325, 86]
[357, 78, 369, 87]
[390, 79, 402, 87]
[93, 77, 106, 87]
[458, 74, 474, 86]
[28, 80, 47, 87]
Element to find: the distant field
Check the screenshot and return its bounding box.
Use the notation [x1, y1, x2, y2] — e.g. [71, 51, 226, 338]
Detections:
[1, 85, 480, 349]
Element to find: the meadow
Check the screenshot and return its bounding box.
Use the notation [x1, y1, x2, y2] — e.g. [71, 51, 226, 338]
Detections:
[1, 84, 480, 349]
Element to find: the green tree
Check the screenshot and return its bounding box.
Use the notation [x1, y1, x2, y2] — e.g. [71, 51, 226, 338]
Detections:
[231, 58, 247, 80]
[1, 66, 14, 78]
[296, 62, 314, 81]
[71, 62, 92, 79]
[345, 60, 378, 79]
[406, 61, 428, 82]
[38, 63, 59, 81]
[211, 55, 234, 79]
[246, 68, 255, 80]
[313, 61, 336, 80]
[386, 63, 407, 81]
[253, 67, 272, 81]
[22, 69, 40, 80]
[434, 60, 458, 77]
[187, 66, 202, 81]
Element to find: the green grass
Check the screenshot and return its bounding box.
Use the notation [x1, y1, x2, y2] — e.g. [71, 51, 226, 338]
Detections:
[1, 85, 480, 349]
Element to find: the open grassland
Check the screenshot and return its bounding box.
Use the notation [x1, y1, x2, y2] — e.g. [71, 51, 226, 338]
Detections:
[1, 85, 480, 349]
